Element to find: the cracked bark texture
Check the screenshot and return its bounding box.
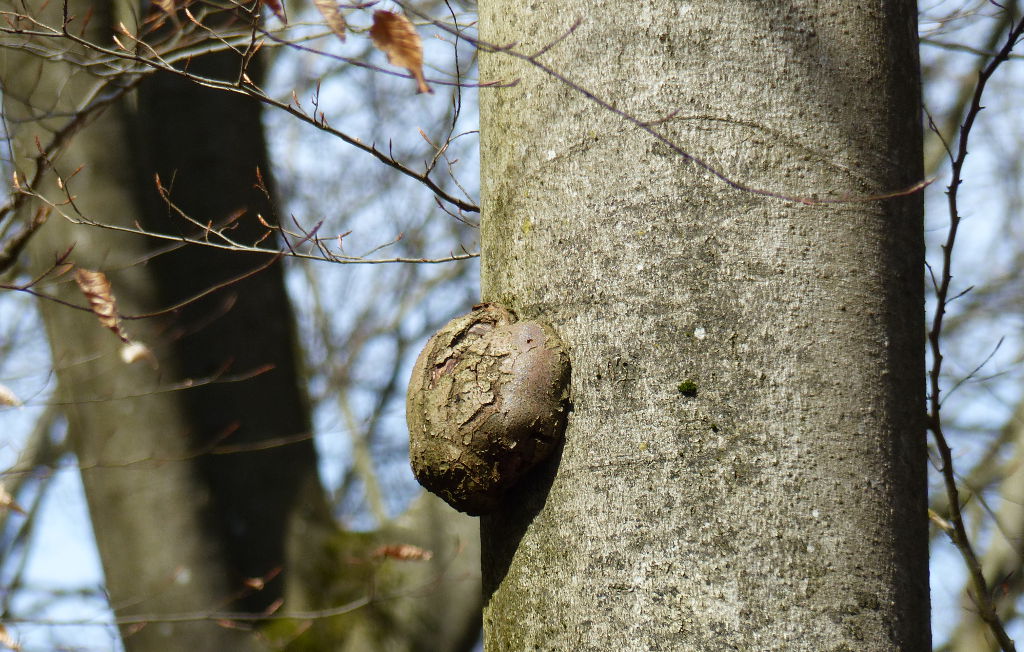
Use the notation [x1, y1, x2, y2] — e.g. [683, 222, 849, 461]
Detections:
[478, 1, 929, 650]
[408, 303, 570, 515]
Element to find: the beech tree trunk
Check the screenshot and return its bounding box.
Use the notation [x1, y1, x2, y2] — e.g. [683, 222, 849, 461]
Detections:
[478, 1, 929, 649]
[1, 2, 480, 650]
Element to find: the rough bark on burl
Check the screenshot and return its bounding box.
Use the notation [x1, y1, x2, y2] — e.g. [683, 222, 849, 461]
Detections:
[406, 303, 571, 515]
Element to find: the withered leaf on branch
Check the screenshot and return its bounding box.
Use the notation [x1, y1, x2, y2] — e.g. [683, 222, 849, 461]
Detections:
[0, 483, 25, 515]
[0, 623, 20, 651]
[369, 10, 433, 94]
[0, 385, 21, 407]
[314, 0, 347, 42]
[74, 268, 131, 343]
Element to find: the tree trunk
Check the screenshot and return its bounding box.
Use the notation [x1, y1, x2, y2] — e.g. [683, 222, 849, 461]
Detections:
[0, 1, 274, 647]
[1, 1, 481, 649]
[478, 1, 929, 649]
[131, 39, 324, 619]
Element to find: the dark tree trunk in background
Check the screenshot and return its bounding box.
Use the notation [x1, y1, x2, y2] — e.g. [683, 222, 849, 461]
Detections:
[132, 50, 323, 617]
[1, 2, 481, 650]
[1, 0, 283, 647]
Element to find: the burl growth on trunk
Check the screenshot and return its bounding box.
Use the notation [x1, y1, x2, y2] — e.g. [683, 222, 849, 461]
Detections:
[406, 303, 571, 515]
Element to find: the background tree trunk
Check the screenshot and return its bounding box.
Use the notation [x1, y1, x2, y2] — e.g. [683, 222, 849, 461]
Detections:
[0, 0, 275, 647]
[131, 40, 324, 619]
[1, 1, 481, 650]
[478, 1, 929, 649]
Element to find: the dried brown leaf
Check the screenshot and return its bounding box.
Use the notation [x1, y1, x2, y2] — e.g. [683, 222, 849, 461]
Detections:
[0, 622, 20, 650]
[371, 544, 433, 561]
[314, 0, 346, 42]
[369, 10, 432, 94]
[0, 385, 21, 408]
[0, 483, 25, 515]
[74, 268, 130, 343]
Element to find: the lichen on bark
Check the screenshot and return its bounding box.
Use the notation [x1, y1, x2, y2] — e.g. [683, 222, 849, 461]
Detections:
[406, 303, 570, 515]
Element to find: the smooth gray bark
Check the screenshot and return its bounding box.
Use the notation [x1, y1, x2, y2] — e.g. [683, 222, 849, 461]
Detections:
[478, 1, 929, 650]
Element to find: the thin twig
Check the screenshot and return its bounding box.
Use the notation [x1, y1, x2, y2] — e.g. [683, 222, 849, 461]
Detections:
[926, 11, 1024, 652]
[0, 7, 481, 214]
[399, 3, 934, 206]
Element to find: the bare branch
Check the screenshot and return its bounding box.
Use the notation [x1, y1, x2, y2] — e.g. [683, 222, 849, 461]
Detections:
[926, 9, 1024, 652]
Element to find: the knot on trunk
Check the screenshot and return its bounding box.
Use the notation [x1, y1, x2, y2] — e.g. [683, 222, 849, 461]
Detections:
[406, 303, 571, 515]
